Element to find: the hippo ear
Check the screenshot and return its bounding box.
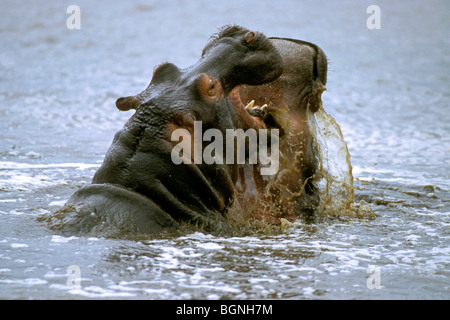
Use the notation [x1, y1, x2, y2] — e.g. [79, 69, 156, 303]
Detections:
[116, 96, 139, 111]
[197, 73, 223, 102]
[151, 62, 182, 85]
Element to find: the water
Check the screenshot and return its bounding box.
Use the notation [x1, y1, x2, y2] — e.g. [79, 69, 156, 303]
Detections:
[1, 0, 449, 299]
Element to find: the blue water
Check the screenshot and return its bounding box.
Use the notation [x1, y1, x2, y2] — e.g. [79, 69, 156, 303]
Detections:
[0, 0, 449, 299]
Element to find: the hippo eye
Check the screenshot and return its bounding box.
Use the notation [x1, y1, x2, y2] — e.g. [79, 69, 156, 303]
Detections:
[197, 73, 222, 102]
[208, 81, 215, 96]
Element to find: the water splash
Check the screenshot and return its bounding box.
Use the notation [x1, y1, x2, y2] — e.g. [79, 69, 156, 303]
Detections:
[307, 107, 373, 218]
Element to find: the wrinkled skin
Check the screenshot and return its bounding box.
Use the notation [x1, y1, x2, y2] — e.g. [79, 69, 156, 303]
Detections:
[42, 26, 327, 237]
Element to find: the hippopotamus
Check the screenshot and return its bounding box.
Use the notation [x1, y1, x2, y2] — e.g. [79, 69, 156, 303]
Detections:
[42, 25, 327, 237]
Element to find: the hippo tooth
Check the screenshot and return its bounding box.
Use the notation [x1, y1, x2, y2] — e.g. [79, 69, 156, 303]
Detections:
[245, 100, 255, 110]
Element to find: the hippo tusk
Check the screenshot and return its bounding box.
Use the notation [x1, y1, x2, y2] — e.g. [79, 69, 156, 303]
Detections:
[245, 100, 255, 110]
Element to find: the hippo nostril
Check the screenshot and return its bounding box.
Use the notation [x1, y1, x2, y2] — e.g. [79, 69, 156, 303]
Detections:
[243, 31, 255, 44]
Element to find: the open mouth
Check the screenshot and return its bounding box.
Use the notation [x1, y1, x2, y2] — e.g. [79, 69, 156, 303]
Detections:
[228, 85, 268, 113]
[226, 85, 274, 132]
[227, 85, 291, 139]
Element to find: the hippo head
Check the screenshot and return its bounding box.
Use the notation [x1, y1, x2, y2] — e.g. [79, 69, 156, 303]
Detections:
[48, 26, 284, 237]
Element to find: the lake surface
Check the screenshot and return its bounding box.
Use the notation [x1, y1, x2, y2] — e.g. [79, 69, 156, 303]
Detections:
[0, 0, 449, 299]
